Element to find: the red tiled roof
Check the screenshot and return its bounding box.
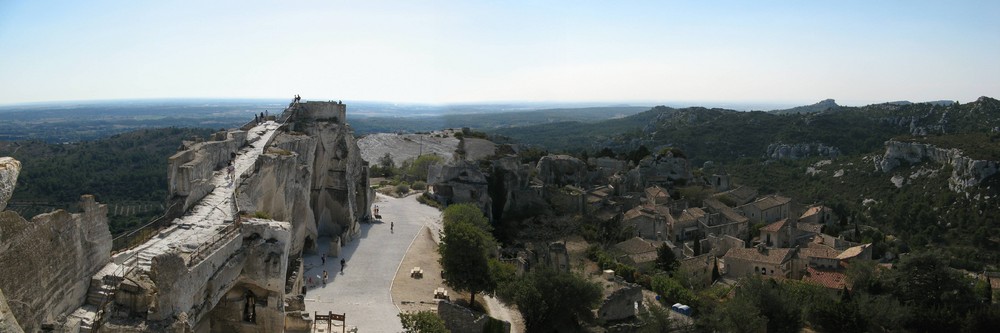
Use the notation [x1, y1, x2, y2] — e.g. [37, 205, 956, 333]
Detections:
[752, 195, 791, 211]
[614, 237, 658, 255]
[803, 267, 848, 290]
[724, 247, 793, 265]
[760, 219, 789, 232]
[798, 246, 841, 260]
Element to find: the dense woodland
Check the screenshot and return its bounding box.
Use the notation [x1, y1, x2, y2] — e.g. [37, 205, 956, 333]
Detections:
[3, 127, 216, 234]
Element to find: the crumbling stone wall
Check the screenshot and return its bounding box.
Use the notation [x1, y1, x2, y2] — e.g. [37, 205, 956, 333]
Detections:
[437, 300, 510, 333]
[0, 195, 111, 332]
[167, 130, 248, 210]
[598, 284, 643, 322]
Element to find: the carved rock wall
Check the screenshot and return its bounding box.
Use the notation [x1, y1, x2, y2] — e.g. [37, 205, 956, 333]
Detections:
[0, 195, 111, 332]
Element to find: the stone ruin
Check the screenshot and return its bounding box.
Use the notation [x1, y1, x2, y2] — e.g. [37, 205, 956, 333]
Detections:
[436, 300, 510, 333]
[0, 99, 373, 332]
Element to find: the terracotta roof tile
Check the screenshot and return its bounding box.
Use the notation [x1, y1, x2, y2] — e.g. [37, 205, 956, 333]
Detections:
[724, 247, 793, 265]
[803, 267, 848, 290]
[760, 219, 789, 232]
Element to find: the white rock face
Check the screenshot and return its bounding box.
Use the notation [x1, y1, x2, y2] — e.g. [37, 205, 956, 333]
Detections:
[239, 102, 372, 254]
[0, 195, 111, 332]
[874, 140, 1000, 192]
[0, 157, 20, 212]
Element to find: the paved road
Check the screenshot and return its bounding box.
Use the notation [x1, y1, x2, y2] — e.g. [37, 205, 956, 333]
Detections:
[304, 193, 438, 332]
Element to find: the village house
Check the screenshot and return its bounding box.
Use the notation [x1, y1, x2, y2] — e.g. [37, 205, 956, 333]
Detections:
[623, 204, 673, 241]
[799, 205, 838, 226]
[712, 185, 758, 206]
[739, 194, 792, 224]
[802, 267, 849, 291]
[586, 185, 615, 213]
[643, 185, 671, 206]
[613, 237, 666, 269]
[672, 207, 706, 242]
[678, 254, 716, 288]
[760, 218, 795, 248]
[701, 198, 750, 241]
[723, 246, 796, 278]
[836, 243, 873, 262]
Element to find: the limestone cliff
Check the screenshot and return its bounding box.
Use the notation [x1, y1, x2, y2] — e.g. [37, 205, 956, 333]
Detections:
[0, 193, 111, 332]
[238, 101, 372, 254]
[874, 140, 1000, 192]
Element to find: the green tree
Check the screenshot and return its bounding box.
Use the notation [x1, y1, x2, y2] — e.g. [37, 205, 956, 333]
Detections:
[398, 311, 449, 333]
[497, 268, 602, 332]
[655, 243, 677, 272]
[439, 204, 496, 305]
[405, 154, 444, 182]
[442, 203, 491, 232]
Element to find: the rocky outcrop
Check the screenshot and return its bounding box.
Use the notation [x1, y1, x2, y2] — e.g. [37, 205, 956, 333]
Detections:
[623, 151, 693, 192]
[875, 140, 1000, 192]
[428, 160, 493, 220]
[0, 288, 23, 333]
[766, 143, 840, 160]
[238, 101, 372, 254]
[536, 155, 588, 187]
[0, 194, 111, 332]
[0, 157, 19, 212]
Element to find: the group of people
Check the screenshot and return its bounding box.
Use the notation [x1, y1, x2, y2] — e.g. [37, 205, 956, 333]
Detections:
[317, 254, 346, 288]
[294, 94, 301, 103]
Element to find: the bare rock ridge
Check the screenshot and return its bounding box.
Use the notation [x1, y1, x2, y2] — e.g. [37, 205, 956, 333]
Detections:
[875, 140, 1000, 192]
[0, 99, 373, 332]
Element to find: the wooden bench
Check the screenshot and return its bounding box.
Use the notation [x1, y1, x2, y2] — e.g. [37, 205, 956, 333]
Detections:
[410, 267, 423, 278]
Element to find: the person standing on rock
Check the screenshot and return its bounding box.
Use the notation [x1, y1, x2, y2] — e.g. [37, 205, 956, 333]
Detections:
[226, 162, 235, 182]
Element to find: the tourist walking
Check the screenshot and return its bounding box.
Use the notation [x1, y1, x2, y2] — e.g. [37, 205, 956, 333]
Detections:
[340, 259, 346, 272]
[321, 254, 326, 265]
[391, 221, 394, 232]
[322, 270, 328, 286]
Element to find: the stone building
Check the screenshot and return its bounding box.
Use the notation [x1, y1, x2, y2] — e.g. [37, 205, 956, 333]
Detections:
[739, 194, 791, 224]
[623, 204, 672, 241]
[723, 246, 795, 278]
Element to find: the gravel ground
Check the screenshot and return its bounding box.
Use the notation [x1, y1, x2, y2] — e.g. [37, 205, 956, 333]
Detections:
[358, 131, 497, 167]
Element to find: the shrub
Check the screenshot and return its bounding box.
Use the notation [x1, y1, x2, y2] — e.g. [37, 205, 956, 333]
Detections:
[396, 183, 410, 195]
[253, 211, 271, 219]
[411, 180, 427, 191]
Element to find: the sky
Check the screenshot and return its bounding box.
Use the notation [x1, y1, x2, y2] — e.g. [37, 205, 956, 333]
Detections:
[1, 0, 998, 107]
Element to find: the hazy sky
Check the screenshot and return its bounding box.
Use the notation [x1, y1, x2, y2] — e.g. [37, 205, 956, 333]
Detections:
[1, 0, 997, 106]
